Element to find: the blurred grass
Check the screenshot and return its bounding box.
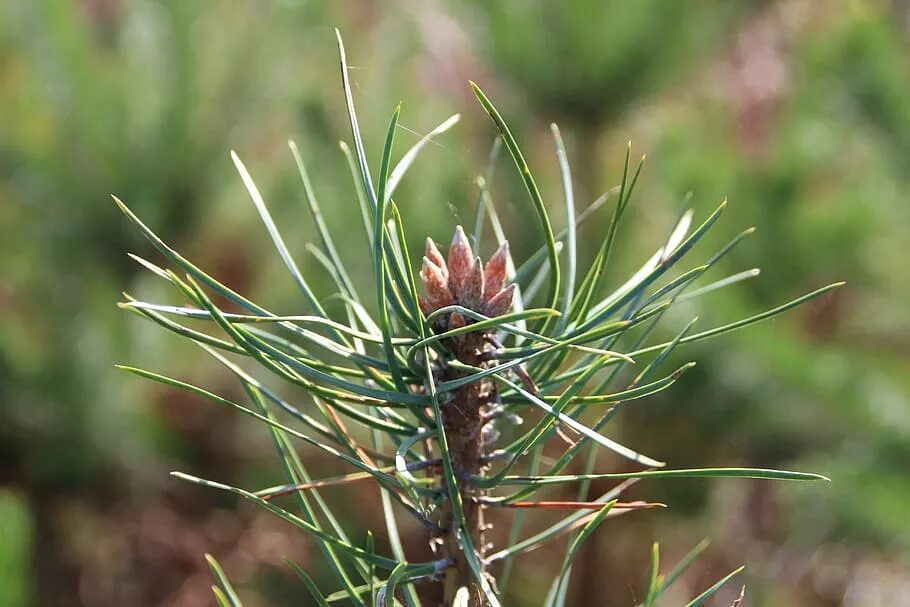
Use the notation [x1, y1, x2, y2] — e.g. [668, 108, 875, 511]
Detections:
[1, 1, 908, 606]
[0, 490, 31, 607]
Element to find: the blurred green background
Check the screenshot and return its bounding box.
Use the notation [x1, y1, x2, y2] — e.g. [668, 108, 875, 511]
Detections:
[1, 1, 908, 605]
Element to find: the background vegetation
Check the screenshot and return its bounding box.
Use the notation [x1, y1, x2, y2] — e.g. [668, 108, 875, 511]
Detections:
[1, 1, 908, 605]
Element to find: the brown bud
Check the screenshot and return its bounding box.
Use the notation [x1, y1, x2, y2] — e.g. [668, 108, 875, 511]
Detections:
[484, 283, 515, 317]
[447, 225, 474, 296]
[425, 237, 448, 277]
[457, 256, 484, 309]
[419, 296, 434, 317]
[448, 311, 466, 331]
[484, 241, 509, 300]
[420, 257, 453, 310]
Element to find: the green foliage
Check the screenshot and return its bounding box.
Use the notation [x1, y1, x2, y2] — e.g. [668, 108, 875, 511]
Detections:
[0, 491, 30, 607]
[468, 0, 744, 127]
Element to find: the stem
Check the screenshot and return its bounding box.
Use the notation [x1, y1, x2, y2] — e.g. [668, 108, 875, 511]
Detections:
[435, 329, 495, 606]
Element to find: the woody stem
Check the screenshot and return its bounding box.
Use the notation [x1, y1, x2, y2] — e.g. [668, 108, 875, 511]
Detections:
[436, 330, 493, 607]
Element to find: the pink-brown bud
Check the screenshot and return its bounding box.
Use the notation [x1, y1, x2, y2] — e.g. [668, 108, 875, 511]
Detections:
[483, 241, 509, 300]
[448, 311, 466, 331]
[447, 225, 474, 296]
[424, 237, 447, 277]
[420, 257, 453, 310]
[419, 296, 434, 317]
[483, 283, 515, 317]
[457, 256, 484, 309]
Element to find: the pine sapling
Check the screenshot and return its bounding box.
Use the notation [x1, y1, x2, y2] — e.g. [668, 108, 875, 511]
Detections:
[115, 30, 840, 607]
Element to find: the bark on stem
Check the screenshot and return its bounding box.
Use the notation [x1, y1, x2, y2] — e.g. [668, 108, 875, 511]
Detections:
[435, 330, 494, 607]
